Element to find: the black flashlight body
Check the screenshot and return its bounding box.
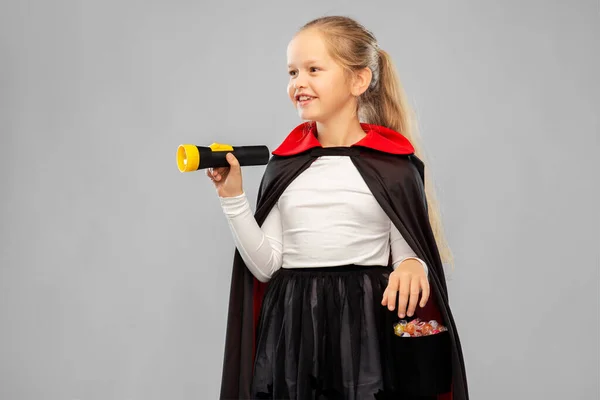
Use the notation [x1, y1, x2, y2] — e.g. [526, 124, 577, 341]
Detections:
[176, 143, 270, 172]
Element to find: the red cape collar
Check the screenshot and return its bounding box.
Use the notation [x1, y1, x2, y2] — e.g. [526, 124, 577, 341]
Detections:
[272, 122, 415, 156]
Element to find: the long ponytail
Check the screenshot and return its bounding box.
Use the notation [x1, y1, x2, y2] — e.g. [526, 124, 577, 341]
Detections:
[364, 49, 454, 268]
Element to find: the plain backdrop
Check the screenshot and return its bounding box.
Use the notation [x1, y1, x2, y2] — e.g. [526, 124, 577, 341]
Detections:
[1, 0, 598, 399]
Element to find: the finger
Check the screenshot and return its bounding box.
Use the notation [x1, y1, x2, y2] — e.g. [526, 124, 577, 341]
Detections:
[419, 277, 430, 308]
[386, 275, 399, 311]
[397, 273, 411, 318]
[206, 169, 217, 183]
[214, 168, 230, 182]
[226, 153, 240, 170]
[406, 276, 421, 317]
[381, 287, 388, 306]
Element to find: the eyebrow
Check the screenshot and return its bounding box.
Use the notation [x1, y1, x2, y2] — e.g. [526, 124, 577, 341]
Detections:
[287, 60, 321, 68]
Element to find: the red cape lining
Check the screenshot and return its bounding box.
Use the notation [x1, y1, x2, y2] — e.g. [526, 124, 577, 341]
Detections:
[272, 122, 415, 156]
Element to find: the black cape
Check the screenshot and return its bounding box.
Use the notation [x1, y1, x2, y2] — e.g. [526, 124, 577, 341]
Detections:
[218, 124, 469, 400]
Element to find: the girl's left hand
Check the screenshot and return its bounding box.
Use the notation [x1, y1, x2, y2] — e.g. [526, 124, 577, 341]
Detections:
[381, 259, 430, 318]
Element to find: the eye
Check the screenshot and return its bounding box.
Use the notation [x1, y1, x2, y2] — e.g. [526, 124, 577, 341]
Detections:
[288, 70, 297, 77]
[310, 67, 320, 73]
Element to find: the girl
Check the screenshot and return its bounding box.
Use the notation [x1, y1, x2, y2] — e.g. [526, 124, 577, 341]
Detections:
[209, 16, 468, 400]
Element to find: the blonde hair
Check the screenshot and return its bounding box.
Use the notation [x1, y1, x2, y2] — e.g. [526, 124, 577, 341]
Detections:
[300, 16, 454, 268]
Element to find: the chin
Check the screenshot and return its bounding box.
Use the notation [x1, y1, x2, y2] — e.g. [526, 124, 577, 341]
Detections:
[297, 109, 323, 122]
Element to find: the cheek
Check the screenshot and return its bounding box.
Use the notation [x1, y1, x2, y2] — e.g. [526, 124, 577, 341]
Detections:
[287, 82, 295, 101]
[327, 78, 352, 104]
[318, 81, 342, 105]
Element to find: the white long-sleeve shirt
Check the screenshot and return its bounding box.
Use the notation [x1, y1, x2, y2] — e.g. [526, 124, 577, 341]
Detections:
[218, 156, 428, 282]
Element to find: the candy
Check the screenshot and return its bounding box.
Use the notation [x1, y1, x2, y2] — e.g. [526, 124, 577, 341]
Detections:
[393, 320, 410, 336]
[421, 323, 433, 335]
[394, 318, 448, 336]
[393, 324, 404, 336]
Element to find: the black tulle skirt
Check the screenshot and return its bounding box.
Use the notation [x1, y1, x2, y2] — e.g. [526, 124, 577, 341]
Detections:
[251, 265, 450, 400]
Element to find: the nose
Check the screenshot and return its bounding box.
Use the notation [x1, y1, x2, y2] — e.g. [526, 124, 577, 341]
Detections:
[293, 72, 308, 90]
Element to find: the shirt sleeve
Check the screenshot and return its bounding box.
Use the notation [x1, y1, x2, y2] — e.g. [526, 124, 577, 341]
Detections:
[218, 192, 283, 282]
[390, 221, 429, 279]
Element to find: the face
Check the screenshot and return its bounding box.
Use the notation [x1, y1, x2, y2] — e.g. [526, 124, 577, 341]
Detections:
[286, 29, 355, 122]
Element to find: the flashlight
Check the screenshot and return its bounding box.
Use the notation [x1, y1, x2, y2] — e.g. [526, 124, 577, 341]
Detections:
[176, 143, 270, 172]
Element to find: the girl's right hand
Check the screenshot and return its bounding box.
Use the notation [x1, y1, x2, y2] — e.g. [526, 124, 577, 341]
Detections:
[206, 152, 244, 198]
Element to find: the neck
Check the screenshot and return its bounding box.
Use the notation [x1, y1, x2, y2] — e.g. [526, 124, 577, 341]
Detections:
[315, 114, 367, 148]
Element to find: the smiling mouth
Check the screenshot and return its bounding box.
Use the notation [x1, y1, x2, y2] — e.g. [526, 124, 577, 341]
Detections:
[296, 95, 316, 106]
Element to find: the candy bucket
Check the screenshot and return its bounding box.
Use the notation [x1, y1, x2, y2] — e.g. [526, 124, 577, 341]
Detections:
[392, 320, 452, 396]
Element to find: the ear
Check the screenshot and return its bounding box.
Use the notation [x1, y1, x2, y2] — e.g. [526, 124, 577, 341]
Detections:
[350, 67, 373, 97]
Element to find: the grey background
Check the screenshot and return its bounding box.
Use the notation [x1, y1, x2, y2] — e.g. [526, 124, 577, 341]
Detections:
[1, 0, 598, 399]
